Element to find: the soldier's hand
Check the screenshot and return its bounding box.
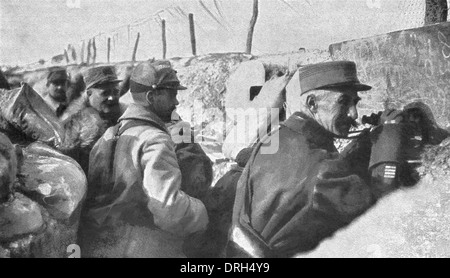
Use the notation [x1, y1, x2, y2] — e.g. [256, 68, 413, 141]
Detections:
[380, 109, 404, 125]
[251, 70, 291, 111]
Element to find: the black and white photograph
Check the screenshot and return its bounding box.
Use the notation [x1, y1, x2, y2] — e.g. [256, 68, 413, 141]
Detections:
[0, 0, 449, 261]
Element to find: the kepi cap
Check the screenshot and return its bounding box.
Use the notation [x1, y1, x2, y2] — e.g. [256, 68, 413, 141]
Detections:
[47, 67, 68, 83]
[84, 66, 122, 90]
[130, 60, 187, 94]
[296, 61, 372, 95]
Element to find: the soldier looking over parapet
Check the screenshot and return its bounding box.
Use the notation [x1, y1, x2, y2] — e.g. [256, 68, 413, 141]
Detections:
[225, 61, 427, 258]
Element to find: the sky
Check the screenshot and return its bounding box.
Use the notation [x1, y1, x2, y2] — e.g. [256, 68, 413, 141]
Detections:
[0, 0, 446, 66]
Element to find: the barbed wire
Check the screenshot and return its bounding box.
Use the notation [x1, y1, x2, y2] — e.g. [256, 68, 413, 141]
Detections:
[37, 0, 440, 66]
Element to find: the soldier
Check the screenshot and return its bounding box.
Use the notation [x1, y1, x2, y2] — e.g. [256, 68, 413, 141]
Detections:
[80, 60, 208, 258]
[226, 61, 413, 258]
[58, 65, 122, 173]
[42, 67, 69, 117]
[61, 66, 122, 125]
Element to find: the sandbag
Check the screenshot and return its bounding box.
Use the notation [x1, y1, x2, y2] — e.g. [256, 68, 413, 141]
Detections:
[18, 142, 87, 220]
[0, 83, 65, 146]
[0, 83, 110, 162]
[0, 132, 86, 257]
[0, 193, 44, 241]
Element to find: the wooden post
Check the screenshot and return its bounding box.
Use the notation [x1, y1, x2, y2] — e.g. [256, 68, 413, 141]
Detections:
[86, 39, 92, 65]
[132, 32, 140, 62]
[92, 37, 97, 64]
[189, 13, 197, 56]
[107, 37, 111, 63]
[70, 45, 77, 62]
[64, 49, 70, 64]
[80, 40, 85, 64]
[162, 19, 167, 59]
[246, 0, 259, 54]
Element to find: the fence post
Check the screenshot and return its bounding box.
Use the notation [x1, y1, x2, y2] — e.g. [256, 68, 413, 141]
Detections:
[86, 39, 92, 65]
[107, 37, 111, 63]
[92, 37, 97, 64]
[246, 0, 259, 54]
[189, 13, 197, 56]
[132, 32, 140, 62]
[64, 49, 70, 64]
[162, 19, 167, 59]
[80, 40, 85, 64]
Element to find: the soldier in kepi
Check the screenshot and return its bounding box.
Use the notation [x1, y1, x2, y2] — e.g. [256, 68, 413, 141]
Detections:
[79, 60, 208, 258]
[225, 61, 417, 258]
[42, 67, 69, 117]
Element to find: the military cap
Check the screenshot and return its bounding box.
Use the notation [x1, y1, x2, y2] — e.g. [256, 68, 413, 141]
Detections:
[129, 60, 187, 94]
[294, 61, 372, 95]
[47, 67, 68, 84]
[84, 66, 121, 90]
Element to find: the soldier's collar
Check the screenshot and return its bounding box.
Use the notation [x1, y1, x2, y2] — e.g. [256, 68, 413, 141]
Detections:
[282, 112, 336, 149]
[119, 104, 169, 133]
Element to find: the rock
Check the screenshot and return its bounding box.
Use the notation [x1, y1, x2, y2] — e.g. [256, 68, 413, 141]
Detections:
[0, 193, 44, 241]
[18, 142, 87, 220]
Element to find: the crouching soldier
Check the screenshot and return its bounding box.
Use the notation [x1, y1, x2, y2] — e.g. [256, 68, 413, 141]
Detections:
[226, 61, 416, 258]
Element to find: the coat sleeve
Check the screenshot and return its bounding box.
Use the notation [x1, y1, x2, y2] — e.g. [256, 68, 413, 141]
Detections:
[312, 154, 374, 225]
[139, 130, 209, 237]
[313, 124, 407, 224]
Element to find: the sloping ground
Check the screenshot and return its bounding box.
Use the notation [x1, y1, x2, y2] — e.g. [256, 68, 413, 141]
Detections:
[297, 138, 450, 258]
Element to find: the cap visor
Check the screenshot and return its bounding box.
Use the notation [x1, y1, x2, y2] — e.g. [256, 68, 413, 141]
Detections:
[90, 79, 123, 88]
[320, 82, 372, 92]
[176, 85, 187, 90]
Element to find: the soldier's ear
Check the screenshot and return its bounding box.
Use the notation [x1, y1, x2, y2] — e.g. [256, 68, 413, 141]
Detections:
[145, 91, 154, 105]
[307, 94, 318, 113]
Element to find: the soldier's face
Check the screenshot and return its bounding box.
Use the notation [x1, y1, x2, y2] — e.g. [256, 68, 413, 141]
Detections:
[148, 89, 179, 123]
[48, 80, 68, 102]
[315, 89, 360, 137]
[88, 84, 121, 120]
